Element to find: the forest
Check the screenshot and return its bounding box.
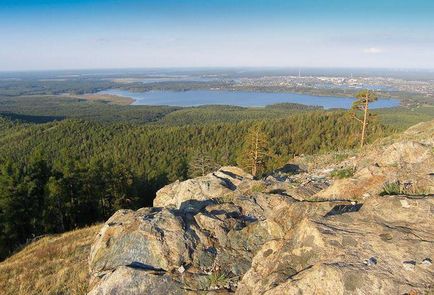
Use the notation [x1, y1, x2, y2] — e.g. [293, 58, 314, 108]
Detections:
[0, 110, 392, 259]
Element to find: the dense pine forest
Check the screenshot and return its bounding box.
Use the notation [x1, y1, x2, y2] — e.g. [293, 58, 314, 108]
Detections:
[0, 110, 392, 259]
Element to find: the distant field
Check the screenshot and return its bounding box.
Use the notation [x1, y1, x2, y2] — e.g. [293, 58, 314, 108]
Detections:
[68, 93, 134, 105]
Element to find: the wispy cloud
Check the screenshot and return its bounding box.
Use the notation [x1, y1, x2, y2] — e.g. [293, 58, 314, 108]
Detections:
[363, 47, 384, 54]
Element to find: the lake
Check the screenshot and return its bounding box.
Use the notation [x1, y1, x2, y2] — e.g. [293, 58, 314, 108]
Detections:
[99, 89, 400, 109]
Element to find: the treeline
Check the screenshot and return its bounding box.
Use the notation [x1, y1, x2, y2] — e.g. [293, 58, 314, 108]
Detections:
[0, 111, 392, 259]
[0, 79, 116, 96]
[0, 95, 180, 123]
[160, 104, 320, 125]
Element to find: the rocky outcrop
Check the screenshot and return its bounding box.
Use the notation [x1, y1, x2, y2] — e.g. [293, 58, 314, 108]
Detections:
[89, 179, 296, 294]
[88, 120, 434, 295]
[315, 120, 434, 200]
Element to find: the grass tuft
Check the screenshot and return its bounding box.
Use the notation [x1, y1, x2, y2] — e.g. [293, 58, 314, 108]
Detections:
[206, 271, 230, 289]
[380, 182, 402, 196]
[380, 181, 431, 196]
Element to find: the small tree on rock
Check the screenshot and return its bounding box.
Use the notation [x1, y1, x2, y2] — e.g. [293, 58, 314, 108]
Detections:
[351, 90, 378, 148]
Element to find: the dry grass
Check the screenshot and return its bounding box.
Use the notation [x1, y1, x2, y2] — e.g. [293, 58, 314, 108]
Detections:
[0, 225, 100, 295]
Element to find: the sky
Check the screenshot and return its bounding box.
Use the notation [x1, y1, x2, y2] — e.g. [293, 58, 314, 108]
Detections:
[0, 0, 433, 71]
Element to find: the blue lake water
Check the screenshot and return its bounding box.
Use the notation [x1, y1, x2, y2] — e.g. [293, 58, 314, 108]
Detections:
[100, 89, 400, 109]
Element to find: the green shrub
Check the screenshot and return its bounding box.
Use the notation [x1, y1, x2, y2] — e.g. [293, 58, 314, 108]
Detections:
[380, 181, 431, 196]
[206, 272, 229, 289]
[380, 182, 402, 196]
[331, 167, 355, 179]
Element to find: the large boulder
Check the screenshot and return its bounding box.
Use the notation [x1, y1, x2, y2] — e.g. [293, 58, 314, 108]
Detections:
[89, 191, 293, 294]
[153, 166, 254, 210]
[89, 208, 194, 275]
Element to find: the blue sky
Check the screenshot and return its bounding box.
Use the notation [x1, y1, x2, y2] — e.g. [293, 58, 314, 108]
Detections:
[1, 0, 433, 70]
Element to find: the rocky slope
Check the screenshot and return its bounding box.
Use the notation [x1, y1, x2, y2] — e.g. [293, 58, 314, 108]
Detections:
[88, 120, 434, 294]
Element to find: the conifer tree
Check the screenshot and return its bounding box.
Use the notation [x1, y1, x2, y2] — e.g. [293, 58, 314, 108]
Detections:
[351, 90, 378, 147]
[238, 125, 270, 177]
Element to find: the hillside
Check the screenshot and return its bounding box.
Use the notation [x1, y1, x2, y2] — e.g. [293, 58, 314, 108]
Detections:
[1, 120, 431, 294]
[0, 225, 100, 295]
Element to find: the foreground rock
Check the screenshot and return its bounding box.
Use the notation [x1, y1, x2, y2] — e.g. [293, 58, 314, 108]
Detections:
[88, 121, 434, 294]
[237, 195, 433, 294]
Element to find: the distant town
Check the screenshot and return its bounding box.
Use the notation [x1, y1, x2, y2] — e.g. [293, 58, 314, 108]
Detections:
[233, 75, 434, 96]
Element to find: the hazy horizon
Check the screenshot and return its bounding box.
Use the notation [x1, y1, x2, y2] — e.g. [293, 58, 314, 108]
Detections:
[1, 0, 434, 71]
[2, 66, 434, 73]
